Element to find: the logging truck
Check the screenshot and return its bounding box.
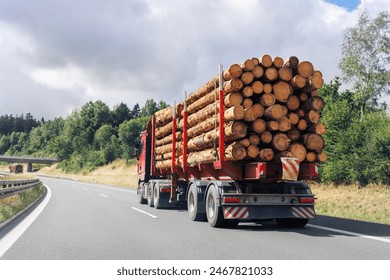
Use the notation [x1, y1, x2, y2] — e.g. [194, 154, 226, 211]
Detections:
[137, 55, 324, 228]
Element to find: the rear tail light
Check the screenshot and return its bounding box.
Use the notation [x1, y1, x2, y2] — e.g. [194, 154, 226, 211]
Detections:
[299, 197, 315, 203]
[160, 187, 171, 193]
[223, 197, 241, 203]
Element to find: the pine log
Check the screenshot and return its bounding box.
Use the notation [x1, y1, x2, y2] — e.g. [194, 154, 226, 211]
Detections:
[251, 57, 260, 66]
[156, 132, 182, 147]
[187, 148, 216, 166]
[260, 131, 273, 144]
[302, 133, 324, 152]
[156, 121, 173, 139]
[223, 64, 243, 80]
[310, 90, 319, 97]
[306, 110, 320, 124]
[225, 142, 247, 161]
[287, 95, 300, 111]
[155, 142, 182, 155]
[260, 93, 276, 107]
[272, 133, 291, 151]
[224, 78, 244, 94]
[224, 92, 243, 107]
[260, 54, 273, 68]
[288, 143, 307, 162]
[240, 59, 255, 71]
[273, 56, 284, 68]
[305, 152, 316, 162]
[317, 152, 328, 162]
[264, 104, 288, 120]
[278, 67, 293, 81]
[239, 138, 251, 147]
[242, 98, 253, 109]
[264, 67, 279, 82]
[297, 119, 308, 131]
[185, 101, 218, 128]
[155, 158, 181, 170]
[287, 112, 300, 125]
[252, 81, 264, 94]
[225, 105, 245, 121]
[244, 107, 257, 122]
[306, 73, 324, 90]
[155, 104, 184, 127]
[249, 134, 261, 145]
[252, 103, 265, 118]
[287, 128, 301, 141]
[297, 61, 314, 78]
[290, 75, 306, 89]
[258, 148, 275, 161]
[242, 86, 254, 97]
[250, 118, 266, 133]
[186, 75, 218, 106]
[277, 116, 292, 132]
[241, 72, 254, 85]
[284, 56, 299, 69]
[263, 83, 273, 94]
[252, 66, 264, 79]
[296, 108, 305, 118]
[266, 120, 279, 132]
[299, 92, 308, 102]
[308, 123, 326, 135]
[304, 96, 325, 111]
[187, 89, 218, 114]
[247, 145, 260, 158]
[273, 81, 293, 103]
[187, 117, 217, 138]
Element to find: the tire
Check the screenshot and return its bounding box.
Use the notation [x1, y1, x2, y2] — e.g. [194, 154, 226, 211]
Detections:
[276, 218, 309, 228]
[154, 183, 160, 209]
[187, 184, 206, 221]
[147, 182, 154, 207]
[205, 185, 225, 227]
[137, 182, 147, 204]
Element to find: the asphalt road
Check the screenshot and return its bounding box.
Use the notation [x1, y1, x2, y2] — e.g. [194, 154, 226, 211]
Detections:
[0, 177, 389, 260]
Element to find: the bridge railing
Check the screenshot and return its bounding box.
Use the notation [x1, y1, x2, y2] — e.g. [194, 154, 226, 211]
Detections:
[0, 179, 41, 199]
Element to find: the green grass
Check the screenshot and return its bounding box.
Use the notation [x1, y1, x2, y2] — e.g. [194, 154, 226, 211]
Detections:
[0, 184, 45, 224]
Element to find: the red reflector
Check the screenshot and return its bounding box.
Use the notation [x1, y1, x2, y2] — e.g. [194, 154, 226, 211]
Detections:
[160, 187, 171, 193]
[299, 197, 315, 203]
[223, 197, 240, 203]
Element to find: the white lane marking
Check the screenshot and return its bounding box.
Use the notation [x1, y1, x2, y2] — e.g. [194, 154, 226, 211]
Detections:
[99, 194, 108, 198]
[0, 185, 52, 258]
[131, 207, 159, 219]
[82, 188, 89, 191]
[308, 224, 390, 244]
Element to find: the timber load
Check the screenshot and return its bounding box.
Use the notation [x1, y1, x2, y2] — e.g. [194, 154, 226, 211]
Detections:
[154, 54, 326, 169]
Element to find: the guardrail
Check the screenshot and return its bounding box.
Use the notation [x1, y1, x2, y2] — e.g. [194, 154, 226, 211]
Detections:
[0, 179, 41, 199]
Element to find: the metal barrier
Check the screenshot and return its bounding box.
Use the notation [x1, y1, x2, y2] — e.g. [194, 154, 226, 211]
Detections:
[0, 179, 41, 199]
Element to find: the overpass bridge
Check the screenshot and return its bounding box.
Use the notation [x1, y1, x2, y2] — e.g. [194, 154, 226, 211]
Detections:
[0, 155, 59, 172]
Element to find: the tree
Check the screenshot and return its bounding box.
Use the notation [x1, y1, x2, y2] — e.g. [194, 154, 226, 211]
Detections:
[111, 103, 131, 127]
[130, 103, 141, 119]
[339, 10, 390, 116]
[140, 99, 159, 117]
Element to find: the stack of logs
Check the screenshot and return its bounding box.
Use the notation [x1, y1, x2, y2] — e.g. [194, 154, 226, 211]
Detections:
[154, 54, 327, 169]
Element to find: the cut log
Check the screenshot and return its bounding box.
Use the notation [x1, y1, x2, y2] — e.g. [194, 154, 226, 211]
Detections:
[260, 131, 273, 144]
[224, 78, 244, 94]
[223, 64, 243, 80]
[249, 134, 261, 145]
[239, 138, 251, 147]
[224, 92, 243, 107]
[155, 142, 182, 155]
[297, 119, 308, 131]
[272, 133, 291, 151]
[244, 107, 257, 122]
[273, 81, 293, 103]
[252, 103, 265, 118]
[278, 67, 293, 81]
[287, 128, 301, 141]
[297, 61, 314, 78]
[263, 83, 273, 94]
[273, 56, 284, 68]
[296, 108, 305, 118]
[187, 89, 218, 114]
[277, 116, 292, 132]
[247, 145, 260, 158]
[155, 158, 181, 170]
[317, 152, 328, 162]
[252, 81, 264, 94]
[186, 75, 218, 106]
[310, 90, 319, 97]
[308, 123, 326, 135]
[241, 71, 254, 85]
[284, 56, 299, 69]
[287, 112, 300, 125]
[242, 98, 253, 109]
[264, 67, 279, 82]
[156, 121, 173, 139]
[224, 105, 245, 121]
[264, 104, 288, 120]
[242, 86, 254, 97]
[185, 101, 218, 128]
[305, 152, 316, 162]
[251, 57, 260, 66]
[258, 148, 274, 161]
[250, 118, 266, 133]
[225, 142, 247, 161]
[240, 59, 255, 71]
[252, 65, 264, 79]
[299, 92, 308, 102]
[288, 143, 307, 162]
[287, 95, 300, 111]
[290, 75, 306, 89]
[260, 54, 273, 68]
[306, 73, 324, 90]
[304, 96, 325, 111]
[156, 132, 182, 147]
[266, 120, 279, 132]
[187, 148, 216, 166]
[302, 133, 324, 152]
[260, 93, 276, 107]
[306, 110, 320, 124]
[155, 104, 184, 127]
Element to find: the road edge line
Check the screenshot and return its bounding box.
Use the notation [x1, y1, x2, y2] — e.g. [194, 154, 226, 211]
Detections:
[0, 184, 52, 258]
[131, 207, 159, 219]
[308, 224, 390, 244]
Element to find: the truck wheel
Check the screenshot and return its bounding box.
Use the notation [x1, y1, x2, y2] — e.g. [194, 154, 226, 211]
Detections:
[153, 184, 160, 209]
[187, 184, 206, 221]
[137, 182, 147, 204]
[205, 185, 225, 227]
[147, 182, 154, 207]
[276, 218, 309, 228]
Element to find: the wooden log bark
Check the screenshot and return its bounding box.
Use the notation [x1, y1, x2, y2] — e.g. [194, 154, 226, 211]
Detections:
[155, 104, 184, 127]
[251, 57, 260, 66]
[224, 78, 244, 94]
[224, 92, 243, 107]
[258, 148, 274, 161]
[186, 75, 218, 106]
[272, 133, 291, 151]
[264, 104, 288, 120]
[187, 89, 218, 114]
[156, 132, 182, 147]
[155, 142, 182, 155]
[302, 133, 324, 152]
[288, 143, 307, 162]
[284, 56, 299, 69]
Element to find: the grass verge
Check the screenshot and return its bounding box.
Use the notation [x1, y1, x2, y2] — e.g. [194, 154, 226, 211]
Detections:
[0, 184, 45, 224]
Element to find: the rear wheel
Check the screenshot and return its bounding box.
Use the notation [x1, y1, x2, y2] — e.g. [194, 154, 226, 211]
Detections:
[154, 184, 160, 209]
[205, 185, 225, 227]
[147, 182, 154, 207]
[187, 184, 206, 221]
[276, 218, 309, 227]
[137, 182, 147, 204]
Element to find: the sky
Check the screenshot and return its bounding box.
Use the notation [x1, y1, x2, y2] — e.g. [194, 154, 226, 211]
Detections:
[0, 0, 389, 120]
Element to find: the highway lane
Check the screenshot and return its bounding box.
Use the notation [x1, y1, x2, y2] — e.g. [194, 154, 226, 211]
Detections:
[0, 177, 389, 260]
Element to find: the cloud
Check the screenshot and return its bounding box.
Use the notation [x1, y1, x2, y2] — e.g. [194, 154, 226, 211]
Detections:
[0, 0, 389, 119]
